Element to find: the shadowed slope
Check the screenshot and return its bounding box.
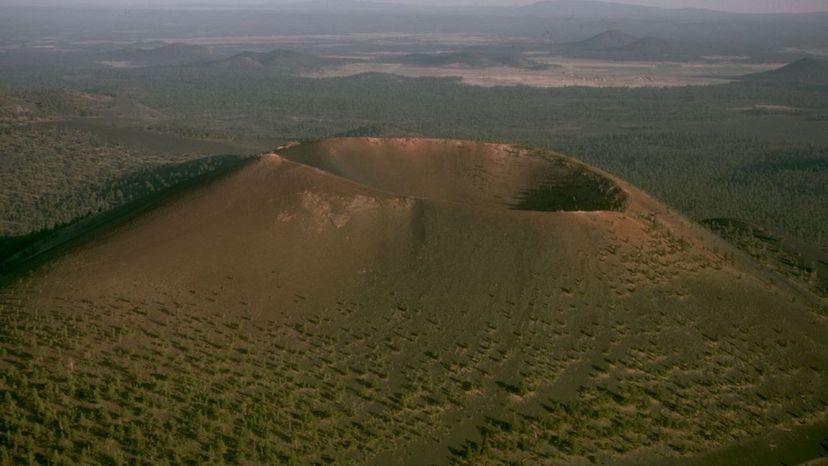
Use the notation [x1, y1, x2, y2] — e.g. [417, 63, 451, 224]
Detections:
[0, 139, 826, 466]
[746, 58, 828, 84]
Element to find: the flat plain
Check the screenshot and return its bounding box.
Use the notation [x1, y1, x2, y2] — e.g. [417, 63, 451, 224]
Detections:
[305, 56, 781, 88]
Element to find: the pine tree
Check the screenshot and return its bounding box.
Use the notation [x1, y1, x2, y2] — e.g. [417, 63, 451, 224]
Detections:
[0, 446, 11, 466]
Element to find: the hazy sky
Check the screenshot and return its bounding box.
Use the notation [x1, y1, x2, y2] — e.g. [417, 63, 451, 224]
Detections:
[412, 0, 828, 12]
[2, 0, 827, 13]
[411, 0, 828, 12]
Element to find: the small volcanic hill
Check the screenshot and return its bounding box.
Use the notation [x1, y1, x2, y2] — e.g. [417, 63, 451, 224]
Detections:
[207, 49, 338, 71]
[1, 138, 826, 465]
[746, 58, 828, 85]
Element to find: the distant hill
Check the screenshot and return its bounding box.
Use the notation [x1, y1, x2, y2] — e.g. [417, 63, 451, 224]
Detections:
[384, 50, 550, 70]
[555, 31, 698, 60]
[206, 49, 340, 72]
[268, 0, 739, 21]
[0, 90, 164, 124]
[262, 0, 822, 20]
[102, 43, 220, 67]
[509, 0, 736, 20]
[745, 58, 828, 84]
[515, 0, 669, 18]
[277, 0, 411, 13]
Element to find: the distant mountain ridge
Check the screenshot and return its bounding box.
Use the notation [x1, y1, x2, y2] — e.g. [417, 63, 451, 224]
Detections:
[272, 0, 423, 13]
[515, 0, 675, 17]
[264, 0, 820, 19]
[7, 0, 828, 15]
[272, 0, 734, 18]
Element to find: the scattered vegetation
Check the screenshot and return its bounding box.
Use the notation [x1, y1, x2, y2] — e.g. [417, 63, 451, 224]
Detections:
[2, 55, 828, 254]
[1, 260, 824, 464]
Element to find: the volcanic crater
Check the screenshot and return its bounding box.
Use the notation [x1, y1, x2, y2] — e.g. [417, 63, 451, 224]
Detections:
[1, 138, 826, 466]
[278, 138, 628, 213]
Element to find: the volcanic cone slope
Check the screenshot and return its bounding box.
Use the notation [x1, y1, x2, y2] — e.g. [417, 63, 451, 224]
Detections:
[1, 138, 826, 466]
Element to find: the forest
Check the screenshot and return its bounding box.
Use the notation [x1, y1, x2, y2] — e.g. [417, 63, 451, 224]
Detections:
[2, 62, 827, 259]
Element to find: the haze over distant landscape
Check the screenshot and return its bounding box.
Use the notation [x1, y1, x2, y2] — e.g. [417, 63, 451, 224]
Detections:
[1, 0, 827, 464]
[1, 0, 828, 13]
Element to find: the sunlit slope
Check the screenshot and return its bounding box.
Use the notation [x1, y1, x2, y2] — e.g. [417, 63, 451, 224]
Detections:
[1, 138, 825, 466]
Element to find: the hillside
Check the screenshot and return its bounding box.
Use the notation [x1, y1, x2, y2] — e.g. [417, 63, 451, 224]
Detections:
[557, 31, 697, 60]
[703, 217, 828, 297]
[206, 49, 340, 72]
[0, 89, 273, 238]
[0, 138, 826, 465]
[745, 58, 828, 84]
